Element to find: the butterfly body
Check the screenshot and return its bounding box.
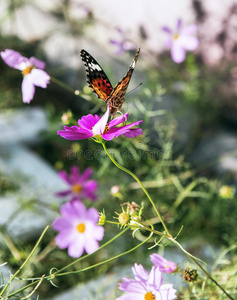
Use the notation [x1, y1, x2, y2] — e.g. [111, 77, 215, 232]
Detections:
[80, 48, 140, 115]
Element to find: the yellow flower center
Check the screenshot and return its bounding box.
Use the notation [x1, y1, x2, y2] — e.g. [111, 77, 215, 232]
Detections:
[219, 185, 231, 197]
[22, 66, 33, 76]
[103, 124, 109, 134]
[144, 291, 155, 300]
[118, 212, 130, 225]
[173, 33, 179, 40]
[76, 223, 86, 233]
[72, 183, 82, 194]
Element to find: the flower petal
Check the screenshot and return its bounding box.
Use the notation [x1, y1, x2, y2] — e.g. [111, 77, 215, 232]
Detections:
[179, 35, 199, 50]
[162, 26, 172, 35]
[181, 24, 197, 35]
[67, 236, 85, 257]
[176, 19, 182, 32]
[132, 263, 149, 281]
[81, 167, 93, 181]
[148, 266, 162, 288]
[58, 170, 71, 185]
[171, 43, 186, 63]
[21, 75, 35, 103]
[92, 105, 110, 135]
[103, 120, 143, 140]
[55, 230, 74, 249]
[29, 56, 46, 69]
[30, 69, 50, 88]
[1, 49, 26, 70]
[108, 113, 129, 128]
[52, 217, 72, 231]
[57, 126, 93, 140]
[70, 165, 80, 182]
[122, 128, 143, 138]
[78, 114, 99, 130]
[55, 189, 72, 197]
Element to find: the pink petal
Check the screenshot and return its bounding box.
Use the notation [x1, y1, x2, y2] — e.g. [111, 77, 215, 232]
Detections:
[87, 207, 99, 222]
[91, 225, 104, 241]
[30, 69, 50, 88]
[176, 19, 182, 32]
[57, 127, 93, 140]
[52, 217, 72, 231]
[55, 189, 72, 197]
[84, 238, 99, 254]
[81, 167, 93, 181]
[55, 230, 74, 249]
[162, 26, 172, 35]
[78, 114, 99, 130]
[122, 128, 143, 138]
[72, 200, 87, 218]
[70, 165, 80, 182]
[108, 113, 129, 127]
[171, 43, 186, 63]
[29, 56, 45, 69]
[58, 170, 71, 184]
[132, 264, 149, 281]
[21, 75, 35, 103]
[182, 24, 197, 35]
[92, 105, 110, 135]
[179, 35, 199, 50]
[68, 236, 85, 257]
[1, 49, 26, 70]
[148, 266, 162, 288]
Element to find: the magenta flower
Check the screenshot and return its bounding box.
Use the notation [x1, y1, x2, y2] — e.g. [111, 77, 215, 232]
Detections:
[110, 27, 136, 55]
[1, 49, 50, 103]
[162, 19, 199, 63]
[117, 263, 176, 300]
[53, 201, 104, 258]
[150, 253, 177, 274]
[57, 105, 143, 142]
[56, 165, 97, 202]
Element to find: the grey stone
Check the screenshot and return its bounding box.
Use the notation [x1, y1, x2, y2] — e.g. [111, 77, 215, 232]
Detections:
[0, 108, 48, 146]
[0, 144, 67, 242]
[188, 129, 237, 178]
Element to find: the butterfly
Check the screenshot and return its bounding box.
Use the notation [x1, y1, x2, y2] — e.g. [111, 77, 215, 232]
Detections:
[80, 48, 140, 115]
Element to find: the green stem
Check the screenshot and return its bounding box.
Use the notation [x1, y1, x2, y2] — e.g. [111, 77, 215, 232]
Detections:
[102, 142, 171, 236]
[50, 76, 76, 93]
[171, 238, 234, 300]
[102, 142, 234, 299]
[55, 227, 153, 277]
[0, 225, 49, 298]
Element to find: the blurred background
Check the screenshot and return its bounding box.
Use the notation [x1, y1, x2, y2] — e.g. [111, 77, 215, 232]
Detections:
[0, 0, 237, 299]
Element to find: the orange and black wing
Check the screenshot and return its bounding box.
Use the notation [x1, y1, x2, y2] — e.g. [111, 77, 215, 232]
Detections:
[80, 49, 113, 102]
[106, 48, 140, 115]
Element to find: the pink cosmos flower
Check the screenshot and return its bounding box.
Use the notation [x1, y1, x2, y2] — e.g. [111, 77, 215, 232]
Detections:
[110, 27, 136, 55]
[53, 201, 104, 258]
[57, 105, 143, 141]
[117, 263, 176, 300]
[1, 49, 50, 103]
[55, 165, 98, 202]
[162, 19, 199, 63]
[150, 253, 177, 274]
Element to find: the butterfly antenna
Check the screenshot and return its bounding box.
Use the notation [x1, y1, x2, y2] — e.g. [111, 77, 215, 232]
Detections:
[126, 83, 143, 97]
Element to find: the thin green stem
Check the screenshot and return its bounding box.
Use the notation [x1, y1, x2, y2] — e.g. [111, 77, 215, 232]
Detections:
[0, 225, 49, 298]
[54, 227, 129, 276]
[50, 76, 75, 93]
[102, 142, 171, 236]
[171, 238, 234, 300]
[102, 142, 234, 299]
[55, 227, 153, 277]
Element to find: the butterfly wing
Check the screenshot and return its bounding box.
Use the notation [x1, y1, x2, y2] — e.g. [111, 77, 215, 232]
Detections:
[80, 49, 113, 101]
[107, 48, 140, 115]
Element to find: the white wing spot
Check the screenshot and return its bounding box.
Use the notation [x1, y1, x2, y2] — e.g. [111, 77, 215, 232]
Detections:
[89, 62, 102, 71]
